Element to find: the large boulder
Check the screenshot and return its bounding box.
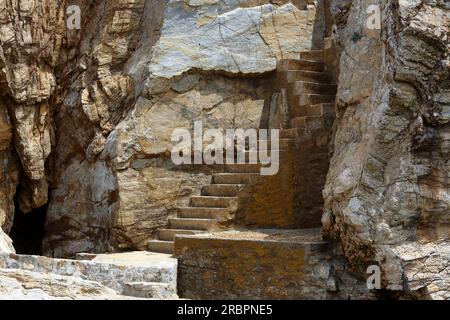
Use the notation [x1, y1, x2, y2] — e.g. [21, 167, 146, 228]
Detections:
[323, 0, 449, 299]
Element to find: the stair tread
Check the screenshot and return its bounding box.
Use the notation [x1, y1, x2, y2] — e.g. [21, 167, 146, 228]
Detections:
[190, 196, 238, 199]
[148, 240, 174, 254]
[171, 217, 217, 221]
[159, 229, 206, 241]
[213, 173, 259, 177]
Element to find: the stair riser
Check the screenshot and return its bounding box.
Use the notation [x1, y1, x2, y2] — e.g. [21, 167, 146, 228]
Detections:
[179, 208, 226, 219]
[283, 71, 332, 84]
[159, 229, 204, 241]
[212, 174, 258, 185]
[280, 60, 324, 72]
[280, 129, 301, 139]
[257, 140, 292, 150]
[170, 219, 217, 231]
[299, 94, 336, 106]
[300, 51, 324, 62]
[292, 104, 335, 118]
[291, 118, 306, 129]
[287, 85, 336, 107]
[148, 241, 174, 254]
[190, 197, 237, 208]
[294, 82, 337, 95]
[225, 164, 261, 174]
[202, 185, 242, 197]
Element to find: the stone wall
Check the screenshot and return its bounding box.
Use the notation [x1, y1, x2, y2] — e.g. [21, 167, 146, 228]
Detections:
[175, 231, 333, 299]
[175, 229, 375, 299]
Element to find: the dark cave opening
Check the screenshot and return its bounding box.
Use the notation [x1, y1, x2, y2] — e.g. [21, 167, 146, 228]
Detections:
[9, 204, 48, 255]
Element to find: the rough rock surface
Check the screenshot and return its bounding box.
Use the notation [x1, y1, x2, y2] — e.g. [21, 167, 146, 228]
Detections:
[0, 268, 128, 300]
[0, 251, 177, 299]
[322, 0, 450, 299]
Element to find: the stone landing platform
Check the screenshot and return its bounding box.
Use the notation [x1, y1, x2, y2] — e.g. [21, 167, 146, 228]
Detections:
[175, 228, 337, 300]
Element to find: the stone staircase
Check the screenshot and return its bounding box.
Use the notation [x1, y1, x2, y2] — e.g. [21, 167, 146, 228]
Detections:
[148, 49, 336, 255]
[148, 140, 294, 254]
[278, 50, 336, 139]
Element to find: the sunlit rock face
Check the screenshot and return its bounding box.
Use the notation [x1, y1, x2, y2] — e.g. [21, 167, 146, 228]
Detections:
[323, 0, 449, 299]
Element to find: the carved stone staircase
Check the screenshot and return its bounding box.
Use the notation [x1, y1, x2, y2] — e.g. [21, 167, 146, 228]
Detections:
[148, 49, 336, 255]
[147, 141, 294, 254]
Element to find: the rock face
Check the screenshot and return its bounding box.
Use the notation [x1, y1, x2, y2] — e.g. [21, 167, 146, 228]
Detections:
[322, 0, 450, 299]
[0, 268, 127, 300]
[0, 251, 178, 299]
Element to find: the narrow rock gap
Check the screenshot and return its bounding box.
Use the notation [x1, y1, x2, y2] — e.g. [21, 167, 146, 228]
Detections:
[9, 199, 48, 256]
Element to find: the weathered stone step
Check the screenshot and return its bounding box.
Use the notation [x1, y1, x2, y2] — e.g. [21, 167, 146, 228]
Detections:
[299, 94, 336, 106]
[158, 229, 205, 241]
[170, 218, 217, 231]
[292, 103, 335, 118]
[278, 59, 325, 72]
[202, 184, 244, 197]
[148, 240, 174, 254]
[179, 207, 226, 219]
[190, 196, 238, 208]
[242, 149, 288, 161]
[291, 117, 307, 129]
[291, 116, 331, 131]
[300, 50, 324, 62]
[258, 138, 293, 150]
[281, 70, 333, 84]
[212, 173, 259, 185]
[290, 81, 337, 96]
[225, 163, 261, 173]
[280, 128, 304, 139]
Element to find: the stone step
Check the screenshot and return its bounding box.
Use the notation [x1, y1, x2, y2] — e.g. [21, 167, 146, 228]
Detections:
[291, 116, 331, 131]
[232, 139, 291, 151]
[299, 94, 336, 106]
[300, 50, 324, 62]
[281, 70, 333, 84]
[225, 163, 262, 173]
[258, 138, 293, 150]
[179, 207, 226, 219]
[290, 81, 337, 96]
[158, 229, 205, 241]
[278, 59, 325, 72]
[232, 150, 282, 163]
[212, 173, 260, 184]
[280, 128, 306, 139]
[148, 240, 174, 254]
[190, 196, 238, 208]
[291, 117, 307, 129]
[170, 218, 217, 231]
[202, 184, 244, 197]
[292, 103, 335, 118]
